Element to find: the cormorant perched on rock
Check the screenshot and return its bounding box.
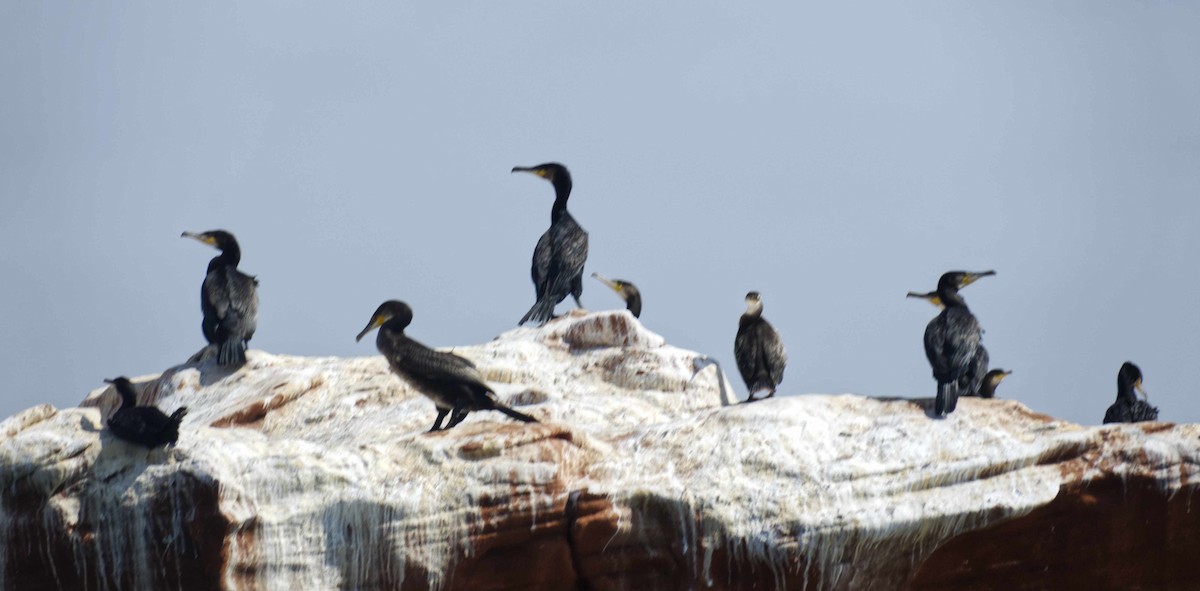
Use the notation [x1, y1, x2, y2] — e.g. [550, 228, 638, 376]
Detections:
[1103, 362, 1159, 424]
[512, 163, 589, 326]
[104, 377, 188, 448]
[976, 368, 1011, 399]
[182, 230, 259, 366]
[356, 300, 539, 431]
[734, 292, 787, 402]
[591, 272, 641, 318]
[923, 270, 994, 416]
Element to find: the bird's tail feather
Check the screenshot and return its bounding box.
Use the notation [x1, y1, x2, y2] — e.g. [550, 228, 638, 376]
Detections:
[493, 403, 538, 424]
[519, 297, 557, 326]
[218, 339, 247, 366]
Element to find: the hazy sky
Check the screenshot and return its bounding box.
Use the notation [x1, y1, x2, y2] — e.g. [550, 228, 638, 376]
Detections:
[1, 2, 1197, 426]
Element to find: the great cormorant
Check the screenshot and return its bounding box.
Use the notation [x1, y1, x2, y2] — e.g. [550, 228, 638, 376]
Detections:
[923, 270, 994, 416]
[1103, 362, 1159, 424]
[512, 163, 589, 326]
[976, 368, 1011, 399]
[105, 377, 188, 448]
[182, 230, 259, 366]
[734, 292, 787, 402]
[356, 300, 539, 431]
[591, 272, 641, 318]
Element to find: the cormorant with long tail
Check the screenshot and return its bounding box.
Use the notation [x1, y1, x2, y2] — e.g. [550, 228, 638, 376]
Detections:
[356, 300, 539, 431]
[182, 230, 259, 366]
[512, 163, 589, 326]
[1103, 362, 1159, 423]
[591, 272, 641, 318]
[105, 377, 188, 448]
[923, 270, 994, 416]
[734, 292, 787, 402]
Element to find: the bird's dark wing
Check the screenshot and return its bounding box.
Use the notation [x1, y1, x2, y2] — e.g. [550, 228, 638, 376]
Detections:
[203, 268, 259, 341]
[758, 321, 787, 387]
[734, 325, 760, 389]
[382, 333, 490, 391]
[924, 308, 981, 382]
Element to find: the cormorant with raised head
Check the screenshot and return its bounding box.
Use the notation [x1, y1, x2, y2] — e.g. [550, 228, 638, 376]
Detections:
[591, 272, 641, 318]
[976, 368, 1011, 399]
[105, 377, 188, 448]
[356, 300, 539, 431]
[512, 163, 589, 326]
[923, 270, 994, 416]
[734, 292, 787, 402]
[1103, 362, 1159, 424]
[182, 230, 259, 366]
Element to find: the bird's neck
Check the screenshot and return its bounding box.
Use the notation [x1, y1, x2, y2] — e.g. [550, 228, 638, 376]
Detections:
[209, 247, 241, 271]
[1116, 379, 1137, 402]
[937, 288, 967, 309]
[550, 181, 572, 224]
[627, 293, 642, 318]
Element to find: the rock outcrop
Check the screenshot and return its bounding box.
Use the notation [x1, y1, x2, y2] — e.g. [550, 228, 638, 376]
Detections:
[2, 310, 1198, 590]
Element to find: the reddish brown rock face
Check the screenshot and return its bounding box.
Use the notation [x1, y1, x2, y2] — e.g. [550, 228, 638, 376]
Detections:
[912, 477, 1200, 591]
[2, 313, 1198, 591]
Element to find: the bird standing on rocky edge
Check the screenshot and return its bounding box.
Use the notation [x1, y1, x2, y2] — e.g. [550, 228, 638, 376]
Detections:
[975, 368, 1011, 398]
[734, 291, 787, 403]
[591, 272, 642, 318]
[182, 230, 259, 366]
[923, 270, 994, 416]
[356, 300, 539, 432]
[104, 377, 188, 448]
[1103, 362, 1159, 424]
[512, 163, 589, 326]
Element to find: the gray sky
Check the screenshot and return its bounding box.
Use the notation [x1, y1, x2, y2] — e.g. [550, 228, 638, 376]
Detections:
[1, 2, 1197, 426]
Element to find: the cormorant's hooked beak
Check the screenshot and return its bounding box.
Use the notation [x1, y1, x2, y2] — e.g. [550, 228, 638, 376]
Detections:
[591, 272, 622, 294]
[511, 166, 548, 178]
[355, 314, 385, 342]
[181, 231, 216, 247]
[1134, 379, 1149, 401]
[959, 270, 996, 287]
[906, 291, 942, 307]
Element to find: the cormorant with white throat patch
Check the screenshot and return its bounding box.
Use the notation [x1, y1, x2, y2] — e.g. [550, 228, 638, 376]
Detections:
[105, 377, 188, 448]
[734, 291, 787, 402]
[182, 230, 259, 366]
[923, 270, 994, 416]
[1103, 362, 1159, 424]
[512, 163, 589, 326]
[356, 300, 539, 431]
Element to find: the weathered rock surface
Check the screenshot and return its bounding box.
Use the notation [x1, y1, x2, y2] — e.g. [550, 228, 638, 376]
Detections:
[1, 310, 1198, 590]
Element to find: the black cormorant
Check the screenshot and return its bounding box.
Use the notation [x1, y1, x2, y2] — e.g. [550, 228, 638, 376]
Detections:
[976, 368, 1011, 399]
[105, 377, 188, 448]
[512, 163, 589, 326]
[356, 300, 539, 431]
[591, 272, 641, 318]
[182, 230, 259, 366]
[923, 270, 994, 416]
[1103, 362, 1159, 424]
[734, 292, 787, 402]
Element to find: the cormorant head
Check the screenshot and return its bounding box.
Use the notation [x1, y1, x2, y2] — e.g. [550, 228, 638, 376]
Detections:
[984, 369, 1012, 388]
[182, 230, 240, 253]
[591, 273, 642, 318]
[356, 300, 415, 342]
[104, 377, 139, 408]
[934, 270, 995, 305]
[512, 162, 573, 197]
[906, 291, 943, 308]
[743, 291, 764, 317]
[1118, 361, 1148, 400]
